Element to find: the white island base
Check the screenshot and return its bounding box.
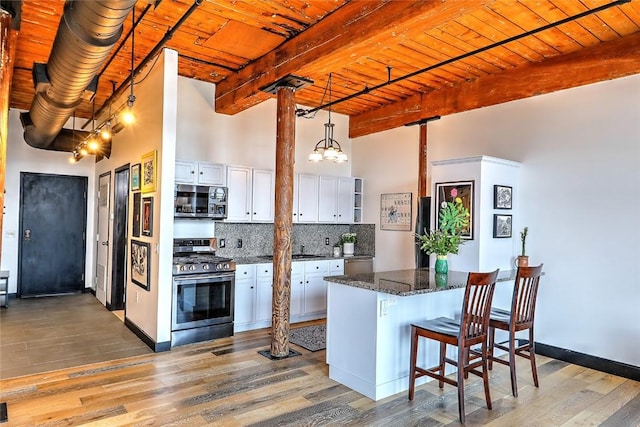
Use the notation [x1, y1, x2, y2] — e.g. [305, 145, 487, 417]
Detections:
[326, 281, 467, 401]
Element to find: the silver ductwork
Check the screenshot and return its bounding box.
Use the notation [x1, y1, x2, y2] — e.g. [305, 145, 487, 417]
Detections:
[21, 0, 136, 150]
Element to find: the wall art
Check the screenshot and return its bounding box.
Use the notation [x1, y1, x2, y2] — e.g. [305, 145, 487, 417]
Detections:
[435, 181, 474, 239]
[380, 192, 412, 231]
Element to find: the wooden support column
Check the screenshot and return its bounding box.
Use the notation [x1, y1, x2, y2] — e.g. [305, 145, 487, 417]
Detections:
[418, 124, 428, 198]
[270, 85, 296, 358]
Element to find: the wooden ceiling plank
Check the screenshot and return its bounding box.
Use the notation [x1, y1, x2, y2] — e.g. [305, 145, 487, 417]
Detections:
[581, 1, 640, 35]
[215, 0, 486, 115]
[388, 45, 479, 84]
[527, 0, 602, 47]
[548, 0, 621, 42]
[349, 32, 640, 138]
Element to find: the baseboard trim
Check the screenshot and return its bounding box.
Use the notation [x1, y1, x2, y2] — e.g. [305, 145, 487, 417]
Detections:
[124, 318, 171, 353]
[535, 342, 640, 382]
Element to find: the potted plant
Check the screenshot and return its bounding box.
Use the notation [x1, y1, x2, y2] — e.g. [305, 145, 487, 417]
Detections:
[333, 241, 342, 257]
[517, 226, 529, 267]
[341, 233, 357, 256]
[415, 190, 469, 274]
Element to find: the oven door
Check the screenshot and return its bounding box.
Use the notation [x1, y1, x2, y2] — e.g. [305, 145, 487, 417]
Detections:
[172, 272, 235, 331]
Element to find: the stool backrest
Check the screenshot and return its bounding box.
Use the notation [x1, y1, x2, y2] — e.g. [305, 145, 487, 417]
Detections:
[511, 264, 544, 326]
[459, 269, 500, 343]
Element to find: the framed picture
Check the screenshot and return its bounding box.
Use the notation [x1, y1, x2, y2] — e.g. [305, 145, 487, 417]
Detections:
[380, 192, 412, 231]
[494, 185, 512, 209]
[132, 192, 141, 237]
[142, 196, 153, 237]
[130, 163, 141, 191]
[493, 214, 512, 238]
[141, 150, 157, 193]
[131, 240, 150, 290]
[435, 181, 474, 239]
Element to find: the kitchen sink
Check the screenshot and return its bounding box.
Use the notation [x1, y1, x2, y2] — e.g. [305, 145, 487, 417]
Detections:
[258, 254, 324, 260]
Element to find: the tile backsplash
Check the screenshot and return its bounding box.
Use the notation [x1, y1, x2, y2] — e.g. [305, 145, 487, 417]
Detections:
[215, 222, 375, 259]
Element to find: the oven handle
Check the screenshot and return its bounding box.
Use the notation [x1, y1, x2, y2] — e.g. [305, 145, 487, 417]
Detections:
[173, 272, 236, 282]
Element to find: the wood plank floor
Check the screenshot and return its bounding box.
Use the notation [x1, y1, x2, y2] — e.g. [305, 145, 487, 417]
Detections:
[1, 321, 639, 426]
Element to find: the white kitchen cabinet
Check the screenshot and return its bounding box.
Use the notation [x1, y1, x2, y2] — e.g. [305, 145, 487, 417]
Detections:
[353, 178, 363, 223]
[255, 263, 273, 322]
[293, 173, 319, 223]
[302, 260, 329, 315]
[234, 264, 256, 329]
[318, 176, 354, 224]
[290, 262, 304, 317]
[175, 160, 226, 186]
[226, 166, 274, 222]
[251, 169, 275, 222]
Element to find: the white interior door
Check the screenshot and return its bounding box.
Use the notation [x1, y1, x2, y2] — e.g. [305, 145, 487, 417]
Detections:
[96, 173, 111, 305]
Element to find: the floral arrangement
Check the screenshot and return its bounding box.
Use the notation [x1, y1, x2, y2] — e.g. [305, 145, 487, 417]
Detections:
[520, 226, 528, 256]
[415, 189, 470, 256]
[340, 233, 357, 244]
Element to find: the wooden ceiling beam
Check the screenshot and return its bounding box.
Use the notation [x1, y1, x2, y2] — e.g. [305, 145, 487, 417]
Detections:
[214, 0, 483, 115]
[349, 32, 640, 138]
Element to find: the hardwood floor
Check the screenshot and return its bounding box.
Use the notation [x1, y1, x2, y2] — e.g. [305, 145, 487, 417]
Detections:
[1, 320, 639, 426]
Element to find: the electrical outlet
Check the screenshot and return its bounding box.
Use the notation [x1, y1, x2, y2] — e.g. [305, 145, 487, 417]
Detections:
[237, 238, 243, 248]
[219, 238, 225, 248]
[325, 237, 330, 245]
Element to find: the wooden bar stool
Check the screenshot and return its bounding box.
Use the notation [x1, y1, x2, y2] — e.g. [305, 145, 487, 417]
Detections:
[488, 264, 543, 397]
[408, 269, 499, 424]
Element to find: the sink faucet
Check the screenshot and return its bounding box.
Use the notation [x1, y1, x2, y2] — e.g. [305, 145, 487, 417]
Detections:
[301, 245, 305, 255]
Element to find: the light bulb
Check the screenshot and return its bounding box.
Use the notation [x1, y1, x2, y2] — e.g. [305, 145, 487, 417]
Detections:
[100, 121, 112, 140]
[335, 151, 348, 163]
[308, 150, 323, 162]
[122, 107, 135, 125]
[88, 138, 100, 152]
[79, 144, 88, 156]
[69, 154, 78, 164]
[323, 145, 338, 160]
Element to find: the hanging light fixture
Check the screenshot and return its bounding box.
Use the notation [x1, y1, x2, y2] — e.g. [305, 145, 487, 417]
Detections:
[122, 9, 136, 125]
[308, 73, 347, 163]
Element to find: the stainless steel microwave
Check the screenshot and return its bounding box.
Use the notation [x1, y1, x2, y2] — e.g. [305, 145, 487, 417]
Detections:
[174, 184, 228, 219]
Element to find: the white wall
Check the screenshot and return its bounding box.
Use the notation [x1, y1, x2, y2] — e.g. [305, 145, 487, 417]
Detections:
[355, 74, 640, 366]
[352, 125, 419, 272]
[2, 111, 97, 294]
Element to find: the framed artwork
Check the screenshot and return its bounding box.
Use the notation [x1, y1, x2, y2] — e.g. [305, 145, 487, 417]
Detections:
[435, 181, 474, 239]
[494, 185, 512, 209]
[141, 150, 157, 193]
[142, 196, 153, 237]
[130, 163, 141, 191]
[131, 240, 150, 290]
[380, 192, 412, 231]
[493, 214, 512, 238]
[132, 192, 141, 237]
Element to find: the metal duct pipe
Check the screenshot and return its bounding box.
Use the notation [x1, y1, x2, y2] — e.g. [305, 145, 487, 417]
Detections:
[22, 0, 136, 149]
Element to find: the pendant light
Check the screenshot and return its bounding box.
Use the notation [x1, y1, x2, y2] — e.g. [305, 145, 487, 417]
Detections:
[308, 73, 347, 163]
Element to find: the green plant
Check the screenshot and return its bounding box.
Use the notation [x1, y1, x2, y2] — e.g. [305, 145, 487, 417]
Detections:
[341, 233, 357, 244]
[415, 190, 469, 256]
[520, 227, 528, 256]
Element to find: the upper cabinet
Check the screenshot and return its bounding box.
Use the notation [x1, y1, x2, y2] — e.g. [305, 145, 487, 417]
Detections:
[318, 176, 354, 224]
[226, 166, 274, 222]
[353, 178, 363, 223]
[175, 160, 226, 186]
[294, 174, 319, 223]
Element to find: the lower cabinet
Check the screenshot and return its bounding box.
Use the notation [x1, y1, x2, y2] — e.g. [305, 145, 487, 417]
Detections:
[234, 259, 344, 333]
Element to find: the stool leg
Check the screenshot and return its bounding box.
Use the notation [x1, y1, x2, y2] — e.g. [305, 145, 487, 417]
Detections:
[439, 342, 446, 389]
[509, 328, 518, 397]
[408, 326, 418, 400]
[457, 344, 466, 424]
[529, 326, 539, 388]
[488, 326, 495, 370]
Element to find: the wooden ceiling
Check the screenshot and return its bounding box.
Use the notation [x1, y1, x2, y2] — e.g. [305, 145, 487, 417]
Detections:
[7, 0, 640, 138]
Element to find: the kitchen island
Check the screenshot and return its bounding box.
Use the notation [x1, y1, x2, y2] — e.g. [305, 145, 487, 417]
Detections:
[324, 268, 514, 401]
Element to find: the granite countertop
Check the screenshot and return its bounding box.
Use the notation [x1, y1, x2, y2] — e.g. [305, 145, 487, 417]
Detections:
[324, 268, 515, 297]
[234, 254, 374, 265]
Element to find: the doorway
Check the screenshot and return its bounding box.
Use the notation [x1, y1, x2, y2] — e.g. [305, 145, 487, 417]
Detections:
[96, 172, 111, 305]
[109, 164, 130, 311]
[18, 172, 88, 297]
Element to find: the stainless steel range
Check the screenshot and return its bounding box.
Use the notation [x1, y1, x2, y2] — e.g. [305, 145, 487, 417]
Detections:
[171, 238, 236, 347]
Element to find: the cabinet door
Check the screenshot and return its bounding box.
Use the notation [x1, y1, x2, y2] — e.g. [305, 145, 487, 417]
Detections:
[329, 259, 345, 275]
[255, 263, 273, 322]
[291, 273, 304, 317]
[226, 166, 252, 221]
[336, 177, 354, 224]
[234, 279, 255, 326]
[318, 176, 338, 222]
[296, 174, 319, 223]
[175, 160, 196, 184]
[251, 169, 274, 222]
[304, 273, 327, 314]
[198, 162, 226, 186]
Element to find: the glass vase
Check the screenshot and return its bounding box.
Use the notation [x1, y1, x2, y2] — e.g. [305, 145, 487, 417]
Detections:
[435, 255, 448, 274]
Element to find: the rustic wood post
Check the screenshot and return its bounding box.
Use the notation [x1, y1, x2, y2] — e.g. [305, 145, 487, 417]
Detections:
[418, 123, 428, 198]
[270, 85, 296, 358]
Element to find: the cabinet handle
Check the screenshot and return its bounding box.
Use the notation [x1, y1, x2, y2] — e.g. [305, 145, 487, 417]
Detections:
[250, 286, 254, 289]
[200, 171, 203, 175]
[191, 170, 194, 174]
[253, 212, 257, 215]
[246, 212, 250, 215]
[316, 266, 319, 269]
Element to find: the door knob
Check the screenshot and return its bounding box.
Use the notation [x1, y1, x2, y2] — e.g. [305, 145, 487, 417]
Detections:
[23, 229, 31, 241]
[101, 241, 109, 246]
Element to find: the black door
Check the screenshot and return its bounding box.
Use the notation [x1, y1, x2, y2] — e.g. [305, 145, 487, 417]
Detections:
[19, 173, 88, 297]
[110, 164, 129, 310]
